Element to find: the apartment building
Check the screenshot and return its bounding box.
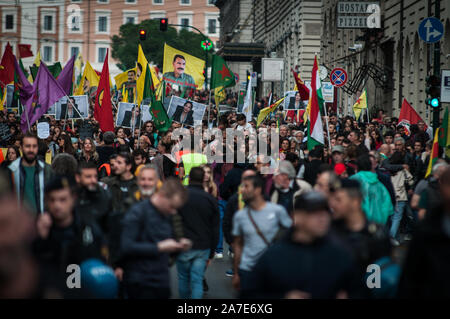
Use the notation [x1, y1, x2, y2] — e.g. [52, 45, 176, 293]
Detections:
[0, 0, 219, 77]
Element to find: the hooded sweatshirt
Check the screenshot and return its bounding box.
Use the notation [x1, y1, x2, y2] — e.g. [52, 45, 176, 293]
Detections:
[350, 171, 395, 225]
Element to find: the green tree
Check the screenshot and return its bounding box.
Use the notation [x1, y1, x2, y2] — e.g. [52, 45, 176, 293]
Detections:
[111, 19, 212, 71]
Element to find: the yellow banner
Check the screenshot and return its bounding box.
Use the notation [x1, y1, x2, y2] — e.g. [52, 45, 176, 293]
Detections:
[114, 67, 137, 90]
[75, 61, 100, 96]
[162, 43, 205, 90]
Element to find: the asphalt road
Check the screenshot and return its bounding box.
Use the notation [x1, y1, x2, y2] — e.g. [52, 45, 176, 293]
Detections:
[170, 244, 237, 299]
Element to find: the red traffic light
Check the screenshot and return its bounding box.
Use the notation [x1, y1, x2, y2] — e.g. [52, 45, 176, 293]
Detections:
[139, 30, 145, 35]
[160, 18, 168, 31]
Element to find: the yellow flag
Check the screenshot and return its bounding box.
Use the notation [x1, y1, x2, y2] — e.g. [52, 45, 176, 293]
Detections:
[115, 67, 137, 91]
[45, 151, 52, 165]
[136, 44, 150, 105]
[215, 86, 226, 111]
[353, 89, 367, 121]
[150, 65, 161, 91]
[33, 51, 41, 67]
[75, 61, 100, 96]
[162, 43, 205, 90]
[257, 97, 285, 127]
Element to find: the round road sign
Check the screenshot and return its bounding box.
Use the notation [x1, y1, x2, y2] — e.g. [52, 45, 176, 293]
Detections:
[330, 68, 348, 87]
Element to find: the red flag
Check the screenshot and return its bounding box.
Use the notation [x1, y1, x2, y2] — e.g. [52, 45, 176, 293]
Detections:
[18, 44, 33, 58]
[0, 43, 15, 88]
[398, 98, 427, 135]
[94, 49, 114, 132]
[292, 69, 310, 100]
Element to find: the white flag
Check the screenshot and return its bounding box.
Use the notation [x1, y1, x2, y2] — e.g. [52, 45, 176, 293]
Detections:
[242, 74, 253, 122]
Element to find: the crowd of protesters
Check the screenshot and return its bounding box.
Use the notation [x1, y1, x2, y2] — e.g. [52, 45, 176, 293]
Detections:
[0, 88, 449, 299]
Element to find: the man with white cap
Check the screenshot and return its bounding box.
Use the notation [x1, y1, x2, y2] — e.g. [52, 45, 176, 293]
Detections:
[270, 160, 299, 215]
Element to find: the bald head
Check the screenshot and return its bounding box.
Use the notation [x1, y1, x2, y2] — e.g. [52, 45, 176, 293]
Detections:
[379, 144, 391, 157]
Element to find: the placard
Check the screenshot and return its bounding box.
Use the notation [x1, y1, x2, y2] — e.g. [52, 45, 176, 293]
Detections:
[37, 122, 50, 139]
[0, 122, 12, 143]
[167, 96, 207, 127]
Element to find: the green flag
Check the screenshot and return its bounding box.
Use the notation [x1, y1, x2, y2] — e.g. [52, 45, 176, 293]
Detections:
[210, 55, 235, 90]
[142, 64, 171, 132]
[30, 62, 62, 80]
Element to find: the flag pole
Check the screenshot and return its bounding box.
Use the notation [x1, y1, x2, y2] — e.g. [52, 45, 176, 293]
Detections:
[24, 104, 31, 133]
[323, 102, 332, 152]
[208, 89, 212, 128]
[136, 100, 144, 149]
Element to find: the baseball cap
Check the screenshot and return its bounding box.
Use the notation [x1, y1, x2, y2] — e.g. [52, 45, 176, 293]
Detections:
[332, 145, 344, 154]
[334, 163, 346, 176]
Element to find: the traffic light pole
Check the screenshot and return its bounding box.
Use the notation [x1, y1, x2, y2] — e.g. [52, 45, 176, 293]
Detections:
[168, 24, 210, 90]
[433, 0, 441, 133]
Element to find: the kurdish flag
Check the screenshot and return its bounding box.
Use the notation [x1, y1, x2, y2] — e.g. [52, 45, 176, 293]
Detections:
[303, 58, 324, 123]
[307, 56, 324, 151]
[211, 55, 236, 110]
[256, 97, 285, 127]
[137, 45, 171, 132]
[353, 89, 367, 121]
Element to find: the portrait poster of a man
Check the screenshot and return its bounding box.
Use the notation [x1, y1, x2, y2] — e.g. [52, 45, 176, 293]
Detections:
[162, 43, 205, 91]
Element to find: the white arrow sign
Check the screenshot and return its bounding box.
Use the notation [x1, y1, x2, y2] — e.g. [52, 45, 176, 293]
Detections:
[424, 19, 442, 42]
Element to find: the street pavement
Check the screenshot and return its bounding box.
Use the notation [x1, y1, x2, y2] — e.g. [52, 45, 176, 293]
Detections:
[170, 244, 237, 299]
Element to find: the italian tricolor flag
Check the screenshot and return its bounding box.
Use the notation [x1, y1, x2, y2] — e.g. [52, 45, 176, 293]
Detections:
[306, 56, 324, 151]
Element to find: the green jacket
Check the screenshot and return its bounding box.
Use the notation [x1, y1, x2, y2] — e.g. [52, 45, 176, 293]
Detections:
[350, 171, 394, 225]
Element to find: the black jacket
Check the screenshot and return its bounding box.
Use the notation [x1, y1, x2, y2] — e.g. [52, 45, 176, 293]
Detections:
[330, 219, 391, 298]
[33, 211, 104, 273]
[104, 175, 140, 266]
[243, 232, 361, 299]
[96, 145, 116, 166]
[303, 159, 322, 186]
[75, 185, 112, 234]
[120, 200, 174, 288]
[223, 193, 239, 245]
[219, 164, 245, 200]
[376, 167, 397, 206]
[397, 205, 450, 298]
[178, 184, 220, 259]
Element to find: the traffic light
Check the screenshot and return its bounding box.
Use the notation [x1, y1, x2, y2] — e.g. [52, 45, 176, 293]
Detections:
[139, 29, 146, 41]
[426, 75, 441, 108]
[201, 39, 213, 51]
[426, 97, 440, 108]
[160, 18, 168, 32]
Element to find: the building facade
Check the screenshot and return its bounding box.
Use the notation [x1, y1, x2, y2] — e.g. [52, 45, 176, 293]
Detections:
[0, 0, 219, 77]
[215, 0, 322, 98]
[321, 0, 450, 122]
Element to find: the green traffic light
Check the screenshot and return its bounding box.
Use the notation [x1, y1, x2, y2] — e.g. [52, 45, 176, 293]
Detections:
[431, 98, 439, 108]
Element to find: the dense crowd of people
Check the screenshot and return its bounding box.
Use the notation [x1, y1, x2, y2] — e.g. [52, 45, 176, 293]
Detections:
[0, 89, 449, 299]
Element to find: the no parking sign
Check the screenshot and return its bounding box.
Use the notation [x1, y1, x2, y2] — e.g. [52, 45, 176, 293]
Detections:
[330, 68, 348, 87]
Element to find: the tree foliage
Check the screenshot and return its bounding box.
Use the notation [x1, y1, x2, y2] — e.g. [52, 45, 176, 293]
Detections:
[111, 19, 212, 71]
